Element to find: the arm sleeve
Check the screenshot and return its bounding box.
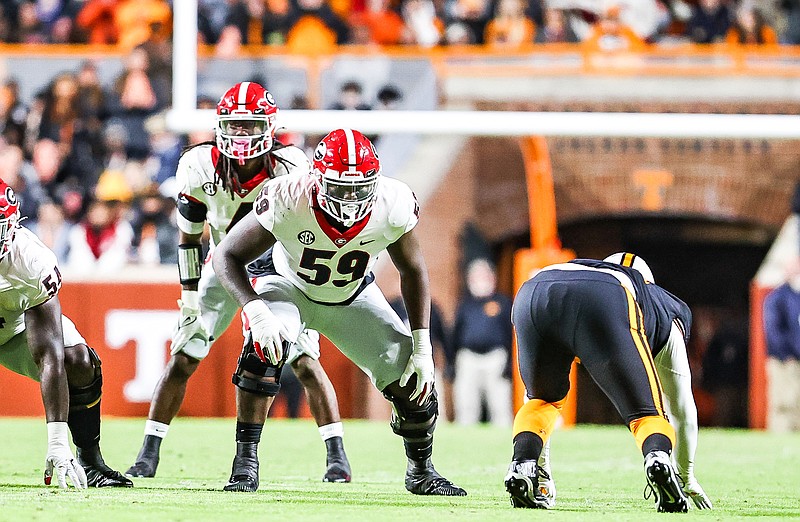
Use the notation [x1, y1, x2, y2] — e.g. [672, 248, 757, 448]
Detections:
[654, 321, 699, 481]
[387, 184, 419, 241]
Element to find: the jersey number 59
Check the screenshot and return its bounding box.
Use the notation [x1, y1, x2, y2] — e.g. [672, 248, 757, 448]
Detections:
[297, 248, 370, 287]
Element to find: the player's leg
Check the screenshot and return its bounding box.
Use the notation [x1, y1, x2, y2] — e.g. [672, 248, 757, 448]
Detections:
[574, 283, 686, 513]
[484, 348, 513, 426]
[506, 278, 572, 509]
[315, 284, 465, 496]
[288, 344, 352, 483]
[127, 269, 237, 478]
[225, 275, 306, 492]
[453, 350, 482, 425]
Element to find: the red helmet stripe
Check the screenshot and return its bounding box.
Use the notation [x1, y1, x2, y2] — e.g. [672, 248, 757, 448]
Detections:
[237, 82, 251, 106]
[343, 128, 357, 174]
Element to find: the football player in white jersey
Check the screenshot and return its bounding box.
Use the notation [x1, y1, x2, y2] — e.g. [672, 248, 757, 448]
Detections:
[212, 128, 466, 496]
[0, 179, 132, 488]
[126, 82, 351, 485]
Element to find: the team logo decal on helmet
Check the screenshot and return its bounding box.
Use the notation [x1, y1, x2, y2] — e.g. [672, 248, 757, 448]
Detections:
[0, 179, 20, 259]
[216, 82, 278, 164]
[312, 128, 380, 226]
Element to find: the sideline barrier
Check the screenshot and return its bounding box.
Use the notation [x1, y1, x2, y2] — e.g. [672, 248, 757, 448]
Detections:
[0, 281, 361, 418]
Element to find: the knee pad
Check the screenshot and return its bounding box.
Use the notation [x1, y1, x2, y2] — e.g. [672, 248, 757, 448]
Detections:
[69, 347, 102, 411]
[232, 333, 285, 397]
[384, 388, 439, 440]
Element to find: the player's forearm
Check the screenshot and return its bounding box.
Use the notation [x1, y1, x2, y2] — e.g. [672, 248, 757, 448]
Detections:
[178, 231, 204, 291]
[399, 267, 431, 331]
[211, 246, 259, 307]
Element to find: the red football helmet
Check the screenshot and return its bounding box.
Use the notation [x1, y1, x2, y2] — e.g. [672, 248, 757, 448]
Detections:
[216, 81, 278, 163]
[0, 178, 20, 259]
[312, 129, 380, 225]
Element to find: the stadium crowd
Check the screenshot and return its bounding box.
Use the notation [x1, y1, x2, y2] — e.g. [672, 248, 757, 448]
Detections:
[0, 0, 797, 49]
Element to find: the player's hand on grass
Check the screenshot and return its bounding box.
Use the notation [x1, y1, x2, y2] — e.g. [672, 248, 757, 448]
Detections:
[681, 475, 712, 509]
[400, 329, 435, 405]
[44, 422, 87, 489]
[242, 299, 288, 365]
[171, 290, 210, 353]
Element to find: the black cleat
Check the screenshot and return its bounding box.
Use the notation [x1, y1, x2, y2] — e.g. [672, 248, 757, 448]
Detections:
[224, 443, 259, 492]
[323, 436, 352, 483]
[504, 460, 550, 509]
[644, 451, 689, 513]
[125, 435, 161, 478]
[77, 446, 134, 488]
[323, 459, 352, 483]
[405, 462, 466, 496]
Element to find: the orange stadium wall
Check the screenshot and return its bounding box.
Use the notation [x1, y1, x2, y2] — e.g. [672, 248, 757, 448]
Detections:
[0, 282, 361, 419]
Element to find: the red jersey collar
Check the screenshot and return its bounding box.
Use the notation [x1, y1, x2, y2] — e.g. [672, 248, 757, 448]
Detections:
[311, 187, 371, 248]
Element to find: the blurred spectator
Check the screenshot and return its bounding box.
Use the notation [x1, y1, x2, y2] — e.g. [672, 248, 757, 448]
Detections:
[0, 80, 27, 147]
[65, 198, 134, 274]
[285, 0, 351, 53]
[144, 112, 182, 186]
[685, 0, 731, 43]
[76, 60, 107, 138]
[28, 200, 71, 265]
[76, 0, 119, 44]
[186, 96, 218, 146]
[15, 0, 49, 43]
[484, 0, 536, 48]
[535, 6, 579, 43]
[350, 0, 407, 45]
[389, 296, 455, 422]
[114, 0, 171, 50]
[451, 258, 513, 427]
[376, 85, 402, 110]
[726, 4, 778, 45]
[446, 0, 494, 44]
[129, 189, 177, 265]
[97, 121, 149, 197]
[782, 0, 800, 44]
[221, 0, 266, 45]
[262, 0, 300, 44]
[328, 81, 372, 110]
[0, 143, 46, 221]
[583, 4, 646, 51]
[444, 21, 473, 44]
[701, 310, 749, 427]
[762, 258, 800, 432]
[106, 47, 162, 160]
[402, 0, 443, 46]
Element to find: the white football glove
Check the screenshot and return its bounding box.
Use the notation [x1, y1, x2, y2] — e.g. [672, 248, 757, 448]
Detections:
[242, 299, 288, 365]
[44, 422, 87, 489]
[399, 329, 435, 405]
[681, 474, 712, 509]
[295, 329, 321, 360]
[171, 290, 211, 355]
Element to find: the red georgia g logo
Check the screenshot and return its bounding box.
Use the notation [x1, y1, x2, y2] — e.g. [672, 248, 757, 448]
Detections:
[0, 187, 16, 211]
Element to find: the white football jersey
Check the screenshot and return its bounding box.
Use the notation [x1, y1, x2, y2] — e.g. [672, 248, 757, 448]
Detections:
[0, 227, 62, 345]
[175, 144, 311, 247]
[253, 174, 419, 303]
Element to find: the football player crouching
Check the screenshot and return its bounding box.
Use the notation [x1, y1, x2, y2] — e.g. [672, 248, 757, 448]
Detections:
[0, 180, 131, 488]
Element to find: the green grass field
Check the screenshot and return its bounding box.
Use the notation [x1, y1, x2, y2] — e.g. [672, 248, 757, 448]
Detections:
[0, 418, 798, 521]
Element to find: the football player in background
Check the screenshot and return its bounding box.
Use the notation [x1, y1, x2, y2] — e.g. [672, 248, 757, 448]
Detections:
[126, 82, 352, 484]
[212, 128, 466, 495]
[0, 179, 132, 488]
[506, 253, 712, 512]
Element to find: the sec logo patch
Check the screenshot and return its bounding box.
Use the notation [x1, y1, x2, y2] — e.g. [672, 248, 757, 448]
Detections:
[298, 231, 315, 245]
[202, 182, 217, 196]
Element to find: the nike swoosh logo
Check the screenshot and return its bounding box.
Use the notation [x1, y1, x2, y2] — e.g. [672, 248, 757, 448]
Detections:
[359, 239, 375, 246]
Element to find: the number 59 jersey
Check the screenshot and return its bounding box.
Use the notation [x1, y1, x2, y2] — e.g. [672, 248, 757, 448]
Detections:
[253, 173, 419, 304]
[0, 227, 62, 345]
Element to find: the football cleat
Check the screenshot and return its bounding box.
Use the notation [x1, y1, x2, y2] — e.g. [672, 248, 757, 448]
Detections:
[405, 464, 467, 496]
[323, 459, 352, 483]
[505, 460, 550, 509]
[125, 450, 159, 478]
[224, 443, 260, 492]
[77, 446, 133, 487]
[643, 451, 689, 513]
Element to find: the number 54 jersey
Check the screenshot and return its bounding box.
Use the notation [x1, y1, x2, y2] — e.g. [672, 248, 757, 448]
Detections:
[253, 173, 419, 304]
[0, 227, 62, 345]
